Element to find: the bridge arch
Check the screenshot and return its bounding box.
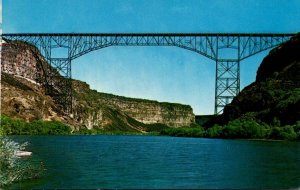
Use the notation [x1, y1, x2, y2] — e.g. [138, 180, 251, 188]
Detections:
[72, 46, 216, 114]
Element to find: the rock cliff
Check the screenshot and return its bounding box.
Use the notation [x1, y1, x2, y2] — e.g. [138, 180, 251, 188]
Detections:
[219, 33, 300, 126]
[1, 39, 195, 131]
[72, 81, 194, 129]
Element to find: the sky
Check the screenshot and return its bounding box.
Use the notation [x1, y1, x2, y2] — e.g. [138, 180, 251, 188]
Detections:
[2, 0, 300, 115]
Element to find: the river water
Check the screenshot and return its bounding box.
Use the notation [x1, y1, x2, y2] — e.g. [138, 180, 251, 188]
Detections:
[8, 135, 300, 189]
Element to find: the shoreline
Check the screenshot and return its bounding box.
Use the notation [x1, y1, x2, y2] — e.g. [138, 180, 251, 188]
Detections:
[4, 133, 299, 142]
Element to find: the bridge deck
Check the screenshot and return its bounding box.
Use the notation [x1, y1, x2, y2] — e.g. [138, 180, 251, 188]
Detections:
[2, 33, 296, 37]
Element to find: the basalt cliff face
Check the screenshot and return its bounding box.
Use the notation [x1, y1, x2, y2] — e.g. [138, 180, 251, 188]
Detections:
[1, 40, 195, 131]
[219, 33, 300, 126]
[72, 81, 194, 129]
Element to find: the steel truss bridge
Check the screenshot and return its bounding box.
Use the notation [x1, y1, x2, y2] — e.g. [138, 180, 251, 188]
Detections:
[1, 33, 296, 114]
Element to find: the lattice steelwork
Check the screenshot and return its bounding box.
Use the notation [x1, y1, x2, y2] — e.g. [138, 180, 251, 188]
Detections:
[1, 33, 295, 114]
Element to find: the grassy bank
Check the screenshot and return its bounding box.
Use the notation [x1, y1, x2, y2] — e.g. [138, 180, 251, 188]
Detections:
[1, 115, 300, 141]
[0, 115, 161, 136]
[160, 118, 300, 141]
[1, 115, 72, 135]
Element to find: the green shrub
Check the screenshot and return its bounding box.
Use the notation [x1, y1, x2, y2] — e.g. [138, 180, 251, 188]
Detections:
[269, 126, 298, 140]
[1, 115, 71, 135]
[0, 137, 44, 187]
[295, 121, 300, 140]
[281, 126, 297, 140]
[205, 125, 223, 138]
[240, 120, 269, 138]
[270, 127, 284, 139]
[220, 118, 270, 139]
[222, 124, 242, 138]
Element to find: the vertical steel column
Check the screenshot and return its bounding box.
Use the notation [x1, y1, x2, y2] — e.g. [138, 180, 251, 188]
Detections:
[214, 38, 219, 114]
[215, 59, 240, 114]
[44, 36, 72, 113]
[48, 58, 72, 112]
[45, 37, 53, 96]
[67, 36, 72, 113]
[237, 35, 241, 96]
[214, 35, 241, 114]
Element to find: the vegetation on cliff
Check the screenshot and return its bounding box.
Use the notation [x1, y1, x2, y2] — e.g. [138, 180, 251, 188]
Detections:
[162, 116, 300, 141]
[0, 114, 171, 135]
[1, 115, 71, 135]
[219, 33, 300, 127]
[203, 33, 300, 135]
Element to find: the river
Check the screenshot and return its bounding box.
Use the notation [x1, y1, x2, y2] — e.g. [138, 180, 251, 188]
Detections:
[8, 135, 300, 189]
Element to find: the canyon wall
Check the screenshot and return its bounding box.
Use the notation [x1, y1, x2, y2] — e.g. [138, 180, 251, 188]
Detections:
[1, 40, 195, 130]
[220, 33, 300, 126]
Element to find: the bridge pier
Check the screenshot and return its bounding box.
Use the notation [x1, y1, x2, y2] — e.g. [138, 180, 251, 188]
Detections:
[47, 58, 72, 112]
[215, 59, 240, 114]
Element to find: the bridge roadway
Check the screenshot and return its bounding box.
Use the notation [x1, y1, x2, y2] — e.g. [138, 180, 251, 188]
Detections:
[1, 33, 296, 114]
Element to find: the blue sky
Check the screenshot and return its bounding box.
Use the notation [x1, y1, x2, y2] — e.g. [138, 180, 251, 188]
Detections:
[2, 0, 300, 114]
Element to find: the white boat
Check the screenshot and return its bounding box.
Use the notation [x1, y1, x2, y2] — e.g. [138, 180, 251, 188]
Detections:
[16, 150, 32, 157]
